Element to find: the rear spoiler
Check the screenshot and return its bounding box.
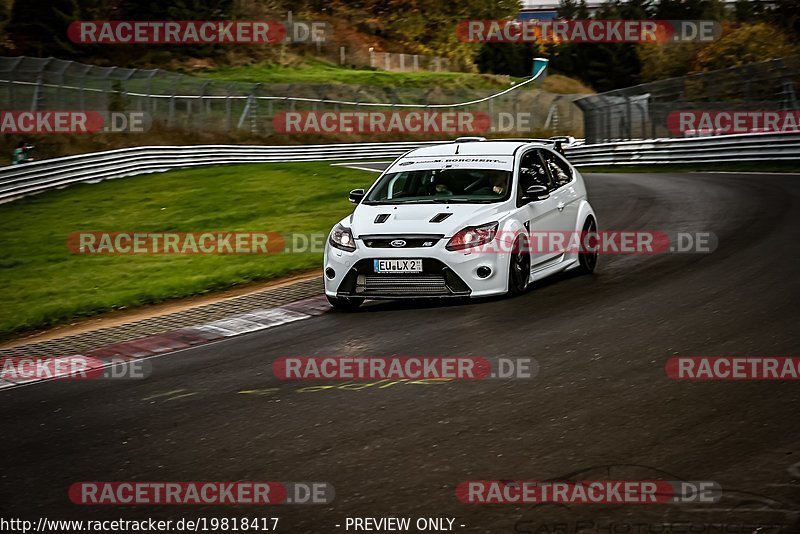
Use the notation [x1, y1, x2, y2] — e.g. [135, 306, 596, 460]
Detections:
[450, 136, 581, 155]
[485, 136, 580, 155]
[524, 136, 580, 154]
[547, 136, 577, 155]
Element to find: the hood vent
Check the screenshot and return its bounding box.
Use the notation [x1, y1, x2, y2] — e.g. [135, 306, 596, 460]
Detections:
[429, 213, 453, 223]
[374, 214, 391, 224]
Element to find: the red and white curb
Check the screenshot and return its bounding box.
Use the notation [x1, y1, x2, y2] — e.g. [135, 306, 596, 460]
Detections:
[0, 296, 330, 389]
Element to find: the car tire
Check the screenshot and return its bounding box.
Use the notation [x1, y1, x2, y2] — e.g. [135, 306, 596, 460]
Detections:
[326, 295, 365, 310]
[508, 237, 531, 296]
[577, 217, 598, 274]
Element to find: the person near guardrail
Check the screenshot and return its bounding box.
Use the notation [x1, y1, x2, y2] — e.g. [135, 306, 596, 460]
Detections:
[11, 141, 35, 165]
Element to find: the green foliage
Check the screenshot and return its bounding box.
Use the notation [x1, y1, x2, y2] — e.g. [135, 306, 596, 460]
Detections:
[549, 0, 800, 90]
[475, 43, 540, 78]
[694, 22, 797, 72]
[324, 0, 522, 69]
[6, 0, 76, 56]
[638, 22, 798, 82]
[548, 0, 651, 91]
[638, 41, 699, 81]
[1, 0, 519, 71]
[2, 0, 800, 97]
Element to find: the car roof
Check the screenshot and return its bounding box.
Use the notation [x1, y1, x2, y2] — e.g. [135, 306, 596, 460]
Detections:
[404, 140, 550, 158]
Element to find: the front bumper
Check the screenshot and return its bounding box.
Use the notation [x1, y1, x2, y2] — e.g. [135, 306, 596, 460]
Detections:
[324, 238, 510, 299]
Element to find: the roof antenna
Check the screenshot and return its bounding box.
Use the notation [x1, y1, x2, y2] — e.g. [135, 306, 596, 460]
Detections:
[455, 144, 460, 154]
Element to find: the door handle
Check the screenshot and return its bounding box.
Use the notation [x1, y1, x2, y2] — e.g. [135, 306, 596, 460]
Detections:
[557, 202, 565, 211]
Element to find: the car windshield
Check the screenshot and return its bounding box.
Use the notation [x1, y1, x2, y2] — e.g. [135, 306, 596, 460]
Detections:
[363, 168, 512, 204]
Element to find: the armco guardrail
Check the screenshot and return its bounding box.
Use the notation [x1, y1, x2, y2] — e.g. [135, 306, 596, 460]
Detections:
[0, 141, 447, 203]
[566, 131, 800, 166]
[1, 132, 798, 204]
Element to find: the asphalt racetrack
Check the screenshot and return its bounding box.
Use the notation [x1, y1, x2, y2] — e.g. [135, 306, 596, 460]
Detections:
[2, 169, 799, 532]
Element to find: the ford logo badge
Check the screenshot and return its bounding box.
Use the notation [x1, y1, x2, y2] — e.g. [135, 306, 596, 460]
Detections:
[390, 239, 406, 247]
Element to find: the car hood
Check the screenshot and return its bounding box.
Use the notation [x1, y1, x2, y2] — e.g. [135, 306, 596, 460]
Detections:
[350, 202, 506, 238]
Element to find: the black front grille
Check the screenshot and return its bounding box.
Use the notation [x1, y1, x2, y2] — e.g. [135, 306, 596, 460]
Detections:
[361, 234, 442, 248]
[336, 259, 471, 299]
[358, 274, 449, 296]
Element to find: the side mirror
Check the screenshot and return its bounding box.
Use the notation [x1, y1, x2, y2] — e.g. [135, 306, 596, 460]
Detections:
[348, 189, 365, 204]
[522, 185, 549, 202]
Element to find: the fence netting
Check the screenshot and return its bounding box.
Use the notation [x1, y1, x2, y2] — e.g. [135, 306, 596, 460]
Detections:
[0, 56, 585, 139]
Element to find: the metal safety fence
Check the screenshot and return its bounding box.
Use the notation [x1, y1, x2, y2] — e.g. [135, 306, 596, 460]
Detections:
[0, 141, 445, 203]
[565, 131, 800, 166]
[576, 56, 800, 144]
[0, 56, 584, 138]
[1, 132, 797, 204]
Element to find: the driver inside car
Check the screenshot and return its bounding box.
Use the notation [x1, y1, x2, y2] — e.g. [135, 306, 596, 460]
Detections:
[434, 177, 453, 196]
[473, 173, 508, 196]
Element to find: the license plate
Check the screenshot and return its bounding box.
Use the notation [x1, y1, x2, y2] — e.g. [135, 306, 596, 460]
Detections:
[373, 259, 423, 273]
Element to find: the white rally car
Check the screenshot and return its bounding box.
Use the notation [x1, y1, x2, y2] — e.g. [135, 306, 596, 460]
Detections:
[324, 138, 597, 309]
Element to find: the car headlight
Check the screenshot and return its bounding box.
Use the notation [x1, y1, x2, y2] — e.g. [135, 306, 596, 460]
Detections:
[329, 223, 356, 252]
[446, 222, 499, 251]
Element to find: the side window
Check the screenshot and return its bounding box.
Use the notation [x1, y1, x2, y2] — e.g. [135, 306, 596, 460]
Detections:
[518, 150, 552, 203]
[541, 150, 573, 189]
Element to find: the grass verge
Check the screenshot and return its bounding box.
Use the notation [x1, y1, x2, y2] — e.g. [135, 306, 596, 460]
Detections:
[198, 59, 519, 89]
[0, 161, 375, 340]
[199, 60, 594, 94]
